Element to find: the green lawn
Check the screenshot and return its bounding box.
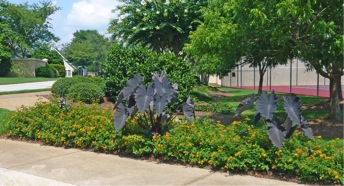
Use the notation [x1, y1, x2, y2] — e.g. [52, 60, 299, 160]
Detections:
[0, 108, 14, 135]
[0, 77, 59, 85]
[193, 86, 329, 120]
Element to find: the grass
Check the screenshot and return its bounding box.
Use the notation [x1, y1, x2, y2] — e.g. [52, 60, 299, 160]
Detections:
[0, 88, 51, 95]
[0, 77, 58, 85]
[0, 108, 14, 135]
[193, 86, 330, 120]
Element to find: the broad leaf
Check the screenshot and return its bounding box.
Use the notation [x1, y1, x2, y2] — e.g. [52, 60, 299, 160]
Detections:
[153, 71, 176, 103]
[154, 94, 168, 116]
[183, 95, 195, 122]
[121, 74, 143, 99]
[235, 94, 255, 117]
[301, 116, 314, 138]
[285, 117, 296, 139]
[114, 104, 128, 132]
[127, 95, 138, 116]
[283, 94, 302, 125]
[266, 120, 285, 149]
[256, 91, 278, 120]
[135, 84, 154, 113]
[254, 112, 261, 125]
[114, 92, 124, 109]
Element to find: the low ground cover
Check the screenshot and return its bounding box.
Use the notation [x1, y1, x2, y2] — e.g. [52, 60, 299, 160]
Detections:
[0, 77, 59, 85]
[4, 99, 343, 184]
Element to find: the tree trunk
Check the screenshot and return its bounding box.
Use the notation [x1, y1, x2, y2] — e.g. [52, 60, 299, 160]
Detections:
[337, 78, 342, 100]
[258, 73, 264, 95]
[329, 77, 341, 121]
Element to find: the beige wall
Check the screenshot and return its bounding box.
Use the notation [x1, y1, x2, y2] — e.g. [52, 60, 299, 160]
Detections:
[209, 59, 343, 87]
[8, 59, 47, 77]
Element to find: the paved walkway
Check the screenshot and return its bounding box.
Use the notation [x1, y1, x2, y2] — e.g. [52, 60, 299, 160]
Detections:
[0, 139, 301, 185]
[0, 91, 51, 111]
[0, 81, 55, 92]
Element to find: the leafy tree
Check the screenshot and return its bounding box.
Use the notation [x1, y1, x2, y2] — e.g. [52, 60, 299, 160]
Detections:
[0, 22, 12, 76]
[63, 30, 110, 72]
[108, 0, 206, 56]
[0, 0, 60, 58]
[32, 48, 63, 65]
[276, 0, 343, 121]
[185, 0, 291, 94]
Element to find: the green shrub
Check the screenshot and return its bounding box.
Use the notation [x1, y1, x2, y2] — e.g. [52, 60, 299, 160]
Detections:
[35, 65, 58, 78]
[0, 50, 12, 77]
[49, 64, 66, 77]
[67, 82, 104, 103]
[7, 102, 343, 184]
[52, 76, 105, 97]
[102, 44, 196, 102]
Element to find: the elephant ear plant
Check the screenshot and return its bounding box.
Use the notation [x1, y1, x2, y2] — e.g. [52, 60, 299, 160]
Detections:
[113, 71, 195, 135]
[236, 91, 314, 149]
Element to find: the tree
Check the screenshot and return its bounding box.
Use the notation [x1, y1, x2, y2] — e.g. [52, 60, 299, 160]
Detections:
[32, 48, 63, 65]
[276, 0, 343, 121]
[0, 22, 11, 76]
[0, 0, 60, 58]
[63, 30, 109, 72]
[108, 0, 206, 56]
[185, 0, 292, 94]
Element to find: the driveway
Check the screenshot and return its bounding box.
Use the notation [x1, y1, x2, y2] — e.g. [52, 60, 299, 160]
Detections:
[0, 91, 51, 111]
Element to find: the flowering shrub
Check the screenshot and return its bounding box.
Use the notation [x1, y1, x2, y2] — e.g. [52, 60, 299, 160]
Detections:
[6, 102, 343, 184]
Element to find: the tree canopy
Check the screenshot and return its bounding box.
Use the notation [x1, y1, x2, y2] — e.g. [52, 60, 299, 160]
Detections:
[31, 47, 63, 65]
[108, 0, 206, 56]
[0, 0, 60, 58]
[185, 0, 291, 93]
[62, 30, 110, 72]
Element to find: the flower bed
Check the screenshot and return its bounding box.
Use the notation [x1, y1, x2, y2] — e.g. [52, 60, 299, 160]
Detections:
[6, 101, 343, 184]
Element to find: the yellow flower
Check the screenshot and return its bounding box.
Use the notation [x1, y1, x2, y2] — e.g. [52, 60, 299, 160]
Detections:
[315, 135, 322, 139]
[335, 175, 339, 179]
[272, 165, 276, 169]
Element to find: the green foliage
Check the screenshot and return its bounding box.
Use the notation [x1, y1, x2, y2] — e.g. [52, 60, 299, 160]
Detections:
[63, 30, 110, 71]
[49, 64, 65, 77]
[102, 44, 196, 102]
[9, 62, 32, 77]
[7, 103, 343, 184]
[32, 48, 63, 65]
[52, 76, 105, 97]
[0, 108, 13, 135]
[0, 53, 12, 76]
[35, 65, 58, 78]
[0, 0, 60, 58]
[67, 82, 104, 104]
[109, 0, 206, 55]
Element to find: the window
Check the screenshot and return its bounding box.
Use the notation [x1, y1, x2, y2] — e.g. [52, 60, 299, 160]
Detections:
[67, 70, 71, 77]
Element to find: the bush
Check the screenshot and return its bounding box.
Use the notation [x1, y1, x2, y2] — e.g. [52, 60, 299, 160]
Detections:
[35, 65, 58, 78]
[102, 44, 196, 102]
[49, 64, 66, 77]
[52, 76, 105, 97]
[0, 49, 12, 77]
[67, 82, 104, 103]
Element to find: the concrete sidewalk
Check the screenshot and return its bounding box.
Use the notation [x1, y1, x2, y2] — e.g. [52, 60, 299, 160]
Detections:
[0, 81, 56, 92]
[0, 139, 301, 185]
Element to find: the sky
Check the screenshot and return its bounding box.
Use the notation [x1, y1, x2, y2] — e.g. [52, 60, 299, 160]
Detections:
[10, 0, 121, 47]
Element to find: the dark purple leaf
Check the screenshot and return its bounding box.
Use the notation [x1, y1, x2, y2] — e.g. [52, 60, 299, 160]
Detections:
[266, 121, 285, 149]
[183, 95, 195, 122]
[154, 94, 168, 116]
[114, 92, 124, 109]
[301, 116, 314, 138]
[283, 94, 302, 125]
[235, 94, 255, 117]
[121, 74, 143, 99]
[153, 71, 176, 103]
[254, 112, 261, 125]
[256, 91, 278, 120]
[114, 104, 128, 132]
[135, 84, 154, 113]
[285, 117, 296, 139]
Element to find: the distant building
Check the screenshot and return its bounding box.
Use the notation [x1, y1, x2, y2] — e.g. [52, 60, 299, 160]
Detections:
[53, 48, 88, 77]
